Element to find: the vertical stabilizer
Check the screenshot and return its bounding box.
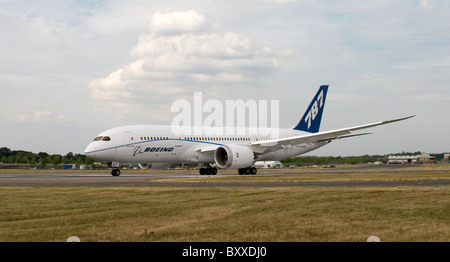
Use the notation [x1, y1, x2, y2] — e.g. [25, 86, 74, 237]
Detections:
[292, 85, 329, 133]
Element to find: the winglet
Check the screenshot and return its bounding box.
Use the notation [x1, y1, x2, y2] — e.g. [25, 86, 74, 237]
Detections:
[293, 85, 329, 133]
[381, 115, 416, 125]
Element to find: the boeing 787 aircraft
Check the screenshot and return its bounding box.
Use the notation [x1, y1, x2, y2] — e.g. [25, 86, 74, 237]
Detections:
[84, 85, 414, 176]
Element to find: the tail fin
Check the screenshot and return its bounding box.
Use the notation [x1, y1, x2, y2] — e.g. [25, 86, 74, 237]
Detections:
[292, 85, 329, 133]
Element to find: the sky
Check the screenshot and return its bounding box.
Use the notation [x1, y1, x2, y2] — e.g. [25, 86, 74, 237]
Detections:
[1, 0, 449, 156]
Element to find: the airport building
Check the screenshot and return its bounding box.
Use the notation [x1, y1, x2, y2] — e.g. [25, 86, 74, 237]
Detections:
[387, 153, 435, 164]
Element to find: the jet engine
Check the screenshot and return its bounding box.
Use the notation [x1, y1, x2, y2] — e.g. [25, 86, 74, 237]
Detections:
[138, 163, 153, 170]
[214, 144, 254, 169]
[139, 163, 172, 170]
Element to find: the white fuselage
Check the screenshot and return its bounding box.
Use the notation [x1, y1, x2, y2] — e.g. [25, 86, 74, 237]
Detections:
[84, 125, 328, 165]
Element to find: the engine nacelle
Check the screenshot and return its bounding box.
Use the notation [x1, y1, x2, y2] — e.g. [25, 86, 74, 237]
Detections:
[139, 163, 172, 170]
[214, 144, 254, 169]
[138, 163, 153, 170]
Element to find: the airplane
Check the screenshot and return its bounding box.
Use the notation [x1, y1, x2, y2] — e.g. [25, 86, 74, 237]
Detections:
[84, 85, 414, 176]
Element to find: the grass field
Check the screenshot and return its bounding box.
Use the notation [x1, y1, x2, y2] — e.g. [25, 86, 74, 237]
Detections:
[0, 165, 449, 242]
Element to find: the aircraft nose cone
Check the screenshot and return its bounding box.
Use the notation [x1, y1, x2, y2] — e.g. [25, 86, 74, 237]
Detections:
[84, 143, 97, 159]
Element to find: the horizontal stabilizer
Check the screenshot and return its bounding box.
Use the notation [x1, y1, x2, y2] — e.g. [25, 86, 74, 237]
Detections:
[317, 132, 372, 142]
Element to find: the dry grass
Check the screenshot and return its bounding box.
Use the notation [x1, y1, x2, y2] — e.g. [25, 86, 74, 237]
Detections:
[0, 186, 448, 242]
[0, 165, 449, 242]
[154, 164, 450, 183]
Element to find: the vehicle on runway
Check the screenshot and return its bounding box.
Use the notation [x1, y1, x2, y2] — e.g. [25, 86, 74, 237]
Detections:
[84, 85, 414, 176]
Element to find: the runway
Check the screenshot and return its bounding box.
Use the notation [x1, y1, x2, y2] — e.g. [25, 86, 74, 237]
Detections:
[0, 167, 449, 187]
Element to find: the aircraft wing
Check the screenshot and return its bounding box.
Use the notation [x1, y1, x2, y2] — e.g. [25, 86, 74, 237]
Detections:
[250, 115, 415, 153]
[198, 145, 220, 153]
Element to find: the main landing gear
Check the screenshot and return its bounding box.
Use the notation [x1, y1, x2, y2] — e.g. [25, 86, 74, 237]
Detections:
[111, 168, 121, 176]
[238, 167, 257, 175]
[198, 166, 258, 175]
[199, 167, 217, 175]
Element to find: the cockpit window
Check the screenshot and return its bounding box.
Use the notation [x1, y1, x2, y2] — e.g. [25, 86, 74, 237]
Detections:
[93, 136, 111, 141]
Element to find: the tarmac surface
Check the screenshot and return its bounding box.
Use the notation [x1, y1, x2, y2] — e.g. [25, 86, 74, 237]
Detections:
[0, 165, 449, 187]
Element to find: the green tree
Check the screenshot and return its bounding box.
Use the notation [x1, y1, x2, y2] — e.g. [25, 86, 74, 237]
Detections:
[76, 158, 83, 168]
[40, 156, 48, 169]
[30, 156, 37, 167]
[0, 147, 12, 157]
[52, 155, 61, 168]
[16, 154, 29, 164]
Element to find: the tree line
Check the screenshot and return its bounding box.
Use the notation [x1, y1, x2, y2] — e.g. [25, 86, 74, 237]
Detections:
[0, 147, 95, 169]
[280, 151, 444, 166]
[280, 155, 388, 166]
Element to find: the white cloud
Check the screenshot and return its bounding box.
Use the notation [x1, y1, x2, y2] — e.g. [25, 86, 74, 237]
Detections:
[149, 9, 206, 34]
[12, 111, 66, 124]
[13, 113, 31, 124]
[88, 69, 131, 101]
[420, 0, 436, 9]
[190, 72, 250, 83]
[88, 9, 279, 113]
[130, 32, 276, 73]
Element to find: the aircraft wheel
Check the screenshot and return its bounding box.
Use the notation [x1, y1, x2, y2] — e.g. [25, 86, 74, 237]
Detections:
[238, 168, 245, 175]
[111, 169, 121, 176]
[250, 167, 257, 175]
[199, 167, 217, 175]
